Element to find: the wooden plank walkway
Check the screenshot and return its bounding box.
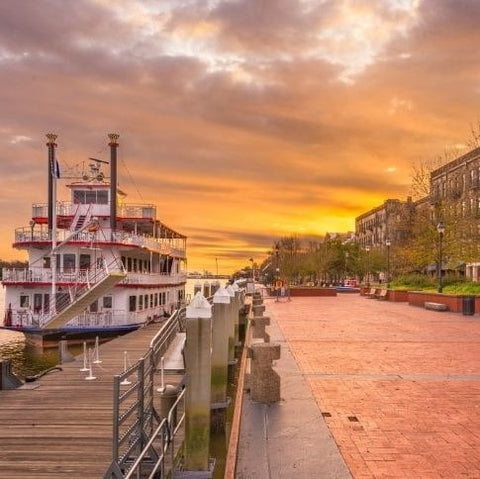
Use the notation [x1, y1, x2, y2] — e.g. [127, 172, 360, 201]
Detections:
[0, 323, 182, 479]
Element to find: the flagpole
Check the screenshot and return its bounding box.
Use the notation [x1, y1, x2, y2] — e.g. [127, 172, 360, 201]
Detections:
[46, 133, 58, 315]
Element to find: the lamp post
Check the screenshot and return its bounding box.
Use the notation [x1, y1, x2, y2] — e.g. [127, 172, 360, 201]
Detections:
[365, 245, 370, 286]
[385, 239, 391, 288]
[437, 222, 445, 293]
[275, 244, 280, 301]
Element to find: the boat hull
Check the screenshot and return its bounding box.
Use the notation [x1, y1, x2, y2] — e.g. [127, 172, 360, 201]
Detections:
[0, 323, 141, 344]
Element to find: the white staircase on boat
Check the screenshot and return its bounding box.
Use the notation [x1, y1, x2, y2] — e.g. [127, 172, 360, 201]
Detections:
[70, 204, 93, 232]
[42, 271, 127, 329]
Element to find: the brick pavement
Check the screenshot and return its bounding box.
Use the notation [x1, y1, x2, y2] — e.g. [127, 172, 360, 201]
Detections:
[268, 294, 480, 479]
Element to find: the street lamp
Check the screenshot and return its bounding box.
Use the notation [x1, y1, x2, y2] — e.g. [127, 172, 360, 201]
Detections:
[385, 239, 391, 288]
[437, 222, 445, 293]
[365, 245, 370, 286]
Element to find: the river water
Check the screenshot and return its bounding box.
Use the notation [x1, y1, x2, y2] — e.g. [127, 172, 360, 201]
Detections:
[0, 278, 226, 378]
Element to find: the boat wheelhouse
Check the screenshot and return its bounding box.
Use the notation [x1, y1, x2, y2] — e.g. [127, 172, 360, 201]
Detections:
[1, 133, 187, 341]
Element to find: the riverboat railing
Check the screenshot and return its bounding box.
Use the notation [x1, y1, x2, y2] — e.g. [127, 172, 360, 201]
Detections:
[104, 307, 186, 479]
[13, 227, 186, 257]
[2, 267, 187, 287]
[3, 258, 126, 329]
[32, 201, 158, 221]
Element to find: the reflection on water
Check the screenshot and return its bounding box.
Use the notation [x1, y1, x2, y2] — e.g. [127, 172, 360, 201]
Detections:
[0, 329, 85, 379]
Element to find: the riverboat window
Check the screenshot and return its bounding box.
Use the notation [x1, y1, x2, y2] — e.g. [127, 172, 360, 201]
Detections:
[129, 295, 136, 312]
[43, 257, 50, 268]
[20, 295, 29, 308]
[43, 294, 50, 313]
[154, 293, 158, 307]
[103, 296, 112, 309]
[150, 294, 153, 308]
[73, 189, 108, 204]
[133, 258, 137, 272]
[144, 294, 148, 309]
[63, 254, 76, 272]
[139, 295, 143, 310]
[89, 300, 98, 313]
[34, 294, 42, 314]
[80, 254, 91, 270]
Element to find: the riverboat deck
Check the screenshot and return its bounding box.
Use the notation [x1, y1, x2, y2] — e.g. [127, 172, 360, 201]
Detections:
[0, 322, 183, 478]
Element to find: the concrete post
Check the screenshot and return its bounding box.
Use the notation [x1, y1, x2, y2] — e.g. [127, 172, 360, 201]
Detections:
[211, 287, 231, 431]
[211, 280, 221, 295]
[184, 292, 213, 473]
[231, 282, 241, 348]
[225, 285, 236, 364]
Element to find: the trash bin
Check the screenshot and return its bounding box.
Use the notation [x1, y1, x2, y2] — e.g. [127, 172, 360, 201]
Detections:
[462, 296, 475, 315]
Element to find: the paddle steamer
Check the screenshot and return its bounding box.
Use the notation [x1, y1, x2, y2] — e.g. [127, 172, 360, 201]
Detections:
[1, 133, 187, 342]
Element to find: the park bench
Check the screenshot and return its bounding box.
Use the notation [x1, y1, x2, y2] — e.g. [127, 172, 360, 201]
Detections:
[424, 301, 448, 311]
[365, 288, 377, 298]
[375, 289, 388, 300]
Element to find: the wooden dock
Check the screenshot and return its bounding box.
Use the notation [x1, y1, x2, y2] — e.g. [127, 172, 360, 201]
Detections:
[0, 323, 182, 478]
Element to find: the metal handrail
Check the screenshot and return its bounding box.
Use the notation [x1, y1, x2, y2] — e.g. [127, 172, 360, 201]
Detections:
[123, 388, 186, 479]
[104, 308, 186, 479]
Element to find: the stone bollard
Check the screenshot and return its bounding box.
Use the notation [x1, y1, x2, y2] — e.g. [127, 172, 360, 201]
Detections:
[248, 343, 281, 403]
[252, 296, 263, 307]
[252, 304, 266, 317]
[251, 316, 270, 343]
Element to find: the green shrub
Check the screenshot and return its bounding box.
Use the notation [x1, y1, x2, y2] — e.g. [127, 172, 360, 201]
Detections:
[390, 274, 434, 290]
[391, 274, 480, 295]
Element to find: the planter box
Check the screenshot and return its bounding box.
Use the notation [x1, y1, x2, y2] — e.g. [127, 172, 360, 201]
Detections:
[289, 287, 337, 297]
[407, 291, 465, 312]
[388, 290, 409, 302]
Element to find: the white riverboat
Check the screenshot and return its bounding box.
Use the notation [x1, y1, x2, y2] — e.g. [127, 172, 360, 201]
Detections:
[1, 133, 187, 342]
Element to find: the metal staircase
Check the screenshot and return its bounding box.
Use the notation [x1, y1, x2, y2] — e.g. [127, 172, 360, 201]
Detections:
[42, 270, 127, 330]
[70, 204, 93, 232]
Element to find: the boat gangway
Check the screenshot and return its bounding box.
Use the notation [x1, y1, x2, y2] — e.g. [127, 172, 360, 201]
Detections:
[0, 310, 186, 479]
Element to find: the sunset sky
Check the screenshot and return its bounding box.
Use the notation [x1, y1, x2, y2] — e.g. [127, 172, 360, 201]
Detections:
[1, 0, 480, 274]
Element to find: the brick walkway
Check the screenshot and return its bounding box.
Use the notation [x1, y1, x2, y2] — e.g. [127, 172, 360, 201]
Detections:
[268, 294, 480, 479]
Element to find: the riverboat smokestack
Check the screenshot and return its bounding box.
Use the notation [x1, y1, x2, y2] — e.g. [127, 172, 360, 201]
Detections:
[108, 133, 119, 236]
[46, 133, 58, 234]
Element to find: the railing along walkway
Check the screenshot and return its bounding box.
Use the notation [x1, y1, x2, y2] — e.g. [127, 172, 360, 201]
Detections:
[0, 320, 184, 479]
